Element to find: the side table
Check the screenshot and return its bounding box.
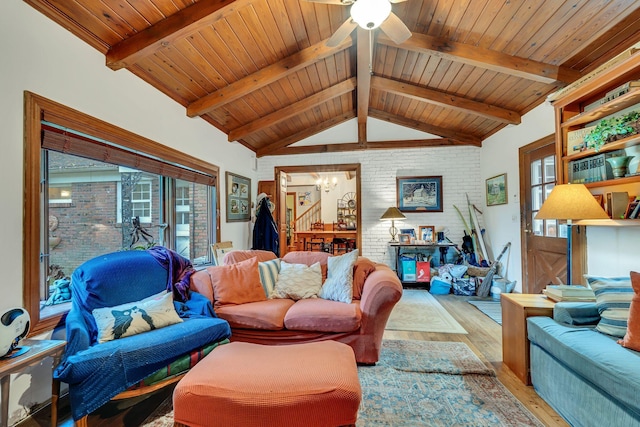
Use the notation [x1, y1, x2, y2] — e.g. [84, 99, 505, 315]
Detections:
[0, 339, 66, 427]
[501, 294, 554, 385]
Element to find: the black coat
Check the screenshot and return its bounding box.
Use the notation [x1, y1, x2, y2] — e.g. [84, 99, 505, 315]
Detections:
[252, 197, 279, 255]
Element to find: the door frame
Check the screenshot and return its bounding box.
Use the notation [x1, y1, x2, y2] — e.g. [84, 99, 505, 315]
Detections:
[274, 164, 361, 255]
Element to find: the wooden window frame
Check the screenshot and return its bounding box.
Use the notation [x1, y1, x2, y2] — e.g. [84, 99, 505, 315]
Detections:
[24, 91, 220, 335]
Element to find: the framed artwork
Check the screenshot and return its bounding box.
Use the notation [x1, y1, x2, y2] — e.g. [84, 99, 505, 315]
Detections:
[486, 173, 507, 206]
[398, 234, 411, 244]
[226, 171, 251, 222]
[418, 225, 435, 242]
[397, 176, 443, 212]
[399, 228, 416, 238]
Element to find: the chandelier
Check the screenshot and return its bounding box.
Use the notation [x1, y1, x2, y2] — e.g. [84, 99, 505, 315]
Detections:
[316, 176, 338, 192]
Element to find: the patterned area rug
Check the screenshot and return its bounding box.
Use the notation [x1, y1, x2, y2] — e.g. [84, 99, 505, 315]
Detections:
[468, 300, 503, 325]
[386, 289, 468, 334]
[142, 340, 542, 426]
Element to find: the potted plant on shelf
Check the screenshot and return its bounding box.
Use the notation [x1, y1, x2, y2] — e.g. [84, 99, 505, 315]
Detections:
[584, 110, 640, 151]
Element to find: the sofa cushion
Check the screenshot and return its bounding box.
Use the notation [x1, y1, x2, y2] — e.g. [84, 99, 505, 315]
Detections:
[352, 257, 377, 300]
[527, 316, 640, 414]
[282, 251, 330, 281]
[92, 291, 183, 343]
[586, 275, 633, 337]
[258, 259, 280, 296]
[319, 250, 359, 303]
[208, 257, 266, 309]
[284, 299, 361, 332]
[222, 250, 277, 265]
[215, 299, 295, 330]
[618, 271, 640, 351]
[271, 261, 323, 300]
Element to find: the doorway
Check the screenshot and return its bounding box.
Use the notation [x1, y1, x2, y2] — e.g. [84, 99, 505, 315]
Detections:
[519, 135, 586, 293]
[274, 164, 361, 256]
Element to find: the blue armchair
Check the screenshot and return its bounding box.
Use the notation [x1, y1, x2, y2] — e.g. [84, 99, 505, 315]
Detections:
[54, 249, 231, 422]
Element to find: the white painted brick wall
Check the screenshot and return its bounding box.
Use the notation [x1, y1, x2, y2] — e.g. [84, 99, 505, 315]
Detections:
[258, 146, 483, 268]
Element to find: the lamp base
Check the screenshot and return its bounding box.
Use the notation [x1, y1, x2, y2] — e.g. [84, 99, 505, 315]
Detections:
[389, 225, 398, 242]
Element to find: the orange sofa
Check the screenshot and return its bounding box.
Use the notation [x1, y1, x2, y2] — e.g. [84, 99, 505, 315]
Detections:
[189, 250, 403, 364]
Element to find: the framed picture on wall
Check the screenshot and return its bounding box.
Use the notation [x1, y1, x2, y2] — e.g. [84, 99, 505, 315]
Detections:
[396, 176, 443, 212]
[226, 171, 251, 222]
[486, 173, 508, 206]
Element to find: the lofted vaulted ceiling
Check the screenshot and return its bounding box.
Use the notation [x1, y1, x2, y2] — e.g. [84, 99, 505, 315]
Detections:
[26, 0, 640, 157]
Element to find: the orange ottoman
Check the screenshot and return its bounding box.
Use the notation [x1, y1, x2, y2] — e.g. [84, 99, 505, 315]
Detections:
[173, 340, 362, 427]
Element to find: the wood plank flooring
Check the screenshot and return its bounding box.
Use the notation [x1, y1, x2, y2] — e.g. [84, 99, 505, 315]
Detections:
[20, 294, 568, 427]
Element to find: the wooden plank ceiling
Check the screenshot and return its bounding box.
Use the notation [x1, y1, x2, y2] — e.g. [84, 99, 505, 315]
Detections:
[25, 0, 640, 157]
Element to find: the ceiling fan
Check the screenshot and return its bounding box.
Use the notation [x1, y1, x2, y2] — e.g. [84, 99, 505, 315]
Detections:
[306, 0, 411, 47]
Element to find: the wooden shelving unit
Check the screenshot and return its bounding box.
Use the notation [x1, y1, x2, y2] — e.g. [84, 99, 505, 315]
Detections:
[553, 47, 640, 223]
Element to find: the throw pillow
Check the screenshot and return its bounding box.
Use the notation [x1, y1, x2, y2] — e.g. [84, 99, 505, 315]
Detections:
[352, 257, 377, 300]
[618, 271, 640, 351]
[319, 249, 359, 303]
[208, 257, 266, 308]
[258, 259, 281, 296]
[271, 261, 323, 300]
[92, 291, 182, 344]
[586, 275, 634, 337]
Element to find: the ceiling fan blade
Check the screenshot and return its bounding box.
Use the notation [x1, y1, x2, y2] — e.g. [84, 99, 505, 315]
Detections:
[305, 0, 354, 4]
[379, 12, 411, 45]
[326, 19, 358, 47]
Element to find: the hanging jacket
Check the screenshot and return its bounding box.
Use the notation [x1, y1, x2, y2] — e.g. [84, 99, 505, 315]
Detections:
[252, 197, 279, 255]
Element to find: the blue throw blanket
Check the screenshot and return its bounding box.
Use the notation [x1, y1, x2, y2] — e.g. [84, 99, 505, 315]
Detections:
[54, 249, 231, 421]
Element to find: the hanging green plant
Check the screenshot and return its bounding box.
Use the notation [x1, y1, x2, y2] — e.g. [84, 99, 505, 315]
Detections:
[584, 110, 640, 151]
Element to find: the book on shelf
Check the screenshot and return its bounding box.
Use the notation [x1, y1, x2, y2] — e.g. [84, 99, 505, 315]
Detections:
[607, 191, 631, 219]
[566, 126, 595, 155]
[630, 199, 640, 219]
[568, 153, 609, 184]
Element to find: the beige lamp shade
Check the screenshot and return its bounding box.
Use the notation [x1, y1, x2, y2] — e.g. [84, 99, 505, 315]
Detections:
[380, 207, 406, 221]
[535, 184, 608, 220]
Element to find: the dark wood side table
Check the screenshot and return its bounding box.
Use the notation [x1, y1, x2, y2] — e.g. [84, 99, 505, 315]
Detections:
[0, 339, 66, 427]
[501, 293, 555, 385]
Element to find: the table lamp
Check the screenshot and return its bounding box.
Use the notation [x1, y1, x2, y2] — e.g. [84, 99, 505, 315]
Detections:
[380, 207, 406, 242]
[534, 183, 608, 285]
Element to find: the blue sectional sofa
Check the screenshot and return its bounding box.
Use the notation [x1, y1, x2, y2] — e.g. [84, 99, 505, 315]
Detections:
[527, 303, 640, 427]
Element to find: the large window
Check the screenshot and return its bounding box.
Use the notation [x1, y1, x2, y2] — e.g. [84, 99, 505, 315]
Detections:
[25, 92, 220, 334]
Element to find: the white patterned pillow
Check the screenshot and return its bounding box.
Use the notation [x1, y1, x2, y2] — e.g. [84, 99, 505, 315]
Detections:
[258, 259, 280, 296]
[586, 275, 633, 337]
[270, 261, 322, 300]
[319, 249, 359, 303]
[92, 291, 183, 343]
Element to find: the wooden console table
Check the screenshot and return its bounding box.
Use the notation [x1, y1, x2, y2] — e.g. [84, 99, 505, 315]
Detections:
[389, 242, 456, 284]
[0, 339, 66, 427]
[501, 294, 555, 385]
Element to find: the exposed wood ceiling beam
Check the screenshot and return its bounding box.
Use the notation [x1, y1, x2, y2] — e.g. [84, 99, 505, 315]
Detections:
[266, 138, 471, 156]
[371, 76, 521, 124]
[378, 33, 582, 84]
[356, 28, 371, 144]
[229, 77, 357, 142]
[369, 109, 481, 145]
[256, 112, 356, 157]
[187, 37, 353, 117]
[106, 0, 249, 70]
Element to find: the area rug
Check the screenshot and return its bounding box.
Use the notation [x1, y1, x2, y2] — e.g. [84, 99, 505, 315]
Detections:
[142, 339, 542, 426]
[468, 300, 502, 325]
[385, 289, 467, 334]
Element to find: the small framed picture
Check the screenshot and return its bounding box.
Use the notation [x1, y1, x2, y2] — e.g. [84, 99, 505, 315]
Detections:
[486, 173, 508, 206]
[399, 228, 416, 238]
[398, 234, 411, 244]
[418, 226, 435, 242]
[226, 171, 251, 222]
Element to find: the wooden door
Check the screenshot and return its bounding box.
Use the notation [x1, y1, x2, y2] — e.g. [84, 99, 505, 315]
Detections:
[275, 170, 288, 257]
[519, 135, 586, 293]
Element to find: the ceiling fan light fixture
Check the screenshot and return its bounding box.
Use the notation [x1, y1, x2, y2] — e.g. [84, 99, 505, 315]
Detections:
[350, 0, 391, 30]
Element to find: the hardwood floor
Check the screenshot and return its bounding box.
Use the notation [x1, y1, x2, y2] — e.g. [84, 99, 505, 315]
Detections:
[20, 294, 568, 427]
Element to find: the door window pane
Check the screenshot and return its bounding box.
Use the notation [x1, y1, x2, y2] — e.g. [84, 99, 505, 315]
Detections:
[544, 156, 555, 183]
[174, 180, 214, 265]
[531, 159, 542, 185]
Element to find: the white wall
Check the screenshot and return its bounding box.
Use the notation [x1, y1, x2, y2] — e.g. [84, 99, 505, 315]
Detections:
[258, 145, 483, 266]
[1, 2, 256, 423]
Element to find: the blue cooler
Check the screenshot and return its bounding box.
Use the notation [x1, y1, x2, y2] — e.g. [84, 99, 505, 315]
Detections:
[430, 277, 452, 295]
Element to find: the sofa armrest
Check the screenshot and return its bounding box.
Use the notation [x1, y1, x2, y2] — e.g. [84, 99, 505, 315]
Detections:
[553, 302, 600, 326]
[359, 265, 403, 333]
